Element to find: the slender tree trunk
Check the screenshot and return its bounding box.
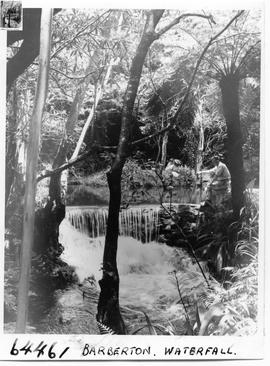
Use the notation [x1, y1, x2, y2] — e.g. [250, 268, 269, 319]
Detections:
[195, 102, 204, 174]
[220, 73, 245, 219]
[196, 118, 204, 200]
[161, 130, 168, 167]
[16, 8, 52, 333]
[49, 139, 68, 202]
[97, 10, 164, 333]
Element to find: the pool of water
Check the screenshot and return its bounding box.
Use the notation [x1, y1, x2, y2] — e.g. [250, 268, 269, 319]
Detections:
[66, 184, 204, 206]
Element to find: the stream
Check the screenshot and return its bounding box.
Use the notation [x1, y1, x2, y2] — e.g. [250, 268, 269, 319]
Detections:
[28, 204, 200, 334]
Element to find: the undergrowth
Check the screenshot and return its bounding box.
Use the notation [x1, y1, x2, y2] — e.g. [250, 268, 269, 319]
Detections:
[139, 191, 260, 336]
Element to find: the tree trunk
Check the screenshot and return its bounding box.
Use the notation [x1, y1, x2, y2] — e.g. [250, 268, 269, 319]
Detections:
[97, 10, 164, 334]
[220, 73, 245, 219]
[49, 139, 68, 203]
[195, 118, 204, 200]
[161, 130, 168, 167]
[16, 8, 52, 333]
[7, 9, 61, 94]
[96, 169, 126, 334]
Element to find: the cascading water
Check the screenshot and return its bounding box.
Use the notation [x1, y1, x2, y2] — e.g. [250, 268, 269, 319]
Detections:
[66, 205, 160, 243]
[58, 217, 183, 329]
[33, 205, 206, 334]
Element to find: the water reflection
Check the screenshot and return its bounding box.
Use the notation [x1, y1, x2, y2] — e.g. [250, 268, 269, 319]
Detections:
[66, 184, 202, 206]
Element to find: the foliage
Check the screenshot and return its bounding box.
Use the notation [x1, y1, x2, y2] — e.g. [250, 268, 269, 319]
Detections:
[6, 9, 260, 188]
[5, 8, 261, 335]
[156, 188, 259, 335]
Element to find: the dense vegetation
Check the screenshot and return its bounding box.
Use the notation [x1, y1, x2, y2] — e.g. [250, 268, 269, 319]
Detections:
[5, 8, 261, 335]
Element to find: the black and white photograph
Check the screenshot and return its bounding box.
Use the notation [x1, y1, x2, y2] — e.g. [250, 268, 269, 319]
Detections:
[0, 1, 22, 29]
[0, 0, 268, 362]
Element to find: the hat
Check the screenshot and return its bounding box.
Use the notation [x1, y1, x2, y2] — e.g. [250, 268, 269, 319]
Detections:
[212, 153, 222, 160]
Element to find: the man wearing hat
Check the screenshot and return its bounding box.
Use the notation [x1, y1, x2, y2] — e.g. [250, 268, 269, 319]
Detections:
[198, 154, 231, 206]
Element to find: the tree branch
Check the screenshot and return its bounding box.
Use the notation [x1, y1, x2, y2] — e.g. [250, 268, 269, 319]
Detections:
[7, 9, 61, 93]
[156, 13, 214, 37]
[37, 145, 117, 182]
[131, 10, 244, 147]
[37, 150, 92, 182]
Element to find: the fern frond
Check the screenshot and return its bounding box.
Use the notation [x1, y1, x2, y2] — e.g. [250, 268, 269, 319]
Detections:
[97, 321, 115, 335]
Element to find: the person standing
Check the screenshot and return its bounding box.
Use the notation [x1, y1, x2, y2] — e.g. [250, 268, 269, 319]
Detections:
[198, 154, 231, 206]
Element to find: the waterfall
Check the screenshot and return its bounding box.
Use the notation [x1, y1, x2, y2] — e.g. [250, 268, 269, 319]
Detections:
[66, 205, 160, 243]
[58, 218, 202, 327]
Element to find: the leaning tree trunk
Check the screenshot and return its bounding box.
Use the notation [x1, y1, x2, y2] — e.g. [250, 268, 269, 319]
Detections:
[220, 73, 245, 219]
